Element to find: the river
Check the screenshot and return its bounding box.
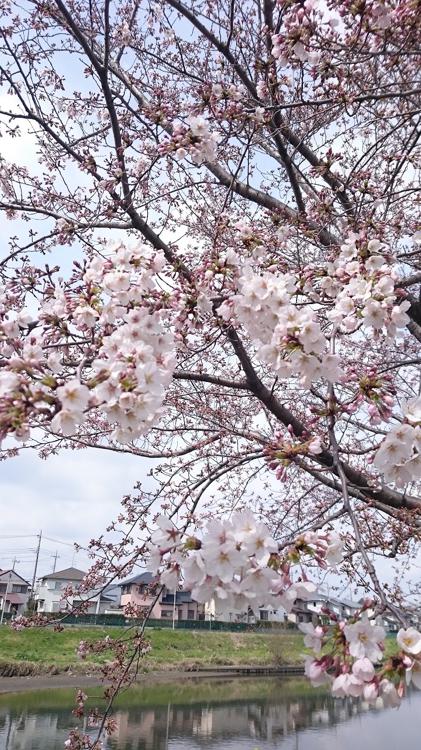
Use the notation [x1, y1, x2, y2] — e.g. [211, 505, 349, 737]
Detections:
[0, 676, 419, 749]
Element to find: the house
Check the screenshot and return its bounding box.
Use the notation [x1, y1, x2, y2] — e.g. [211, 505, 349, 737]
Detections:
[206, 591, 362, 627]
[120, 572, 160, 617]
[160, 589, 204, 621]
[0, 569, 30, 616]
[100, 584, 122, 613]
[35, 567, 114, 614]
[302, 593, 359, 623]
[364, 603, 410, 633]
[204, 598, 285, 624]
[120, 572, 204, 620]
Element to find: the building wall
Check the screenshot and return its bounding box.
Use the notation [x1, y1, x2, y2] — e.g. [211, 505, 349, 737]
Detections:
[0, 571, 30, 615]
[121, 585, 204, 620]
[120, 588, 162, 618]
[35, 579, 101, 613]
[205, 599, 287, 624]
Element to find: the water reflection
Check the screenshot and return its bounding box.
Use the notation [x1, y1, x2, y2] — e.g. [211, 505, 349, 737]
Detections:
[0, 677, 419, 750]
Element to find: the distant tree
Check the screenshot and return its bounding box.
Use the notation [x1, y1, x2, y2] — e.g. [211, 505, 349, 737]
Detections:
[0, 0, 420, 742]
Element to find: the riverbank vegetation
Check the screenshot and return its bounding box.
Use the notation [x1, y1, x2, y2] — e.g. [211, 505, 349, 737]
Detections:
[0, 626, 306, 675]
[0, 625, 398, 677]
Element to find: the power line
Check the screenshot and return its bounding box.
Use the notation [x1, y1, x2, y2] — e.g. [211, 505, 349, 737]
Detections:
[43, 535, 77, 547]
[1, 533, 86, 549]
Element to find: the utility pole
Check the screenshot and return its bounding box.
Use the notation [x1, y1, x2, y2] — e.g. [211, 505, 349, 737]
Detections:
[172, 590, 177, 630]
[11, 557, 19, 570]
[51, 551, 60, 573]
[30, 530, 42, 600]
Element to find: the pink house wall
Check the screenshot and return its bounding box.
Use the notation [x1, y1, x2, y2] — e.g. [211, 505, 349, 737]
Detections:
[120, 588, 162, 618]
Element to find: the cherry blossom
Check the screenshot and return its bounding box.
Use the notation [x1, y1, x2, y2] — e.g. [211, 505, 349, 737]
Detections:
[406, 662, 421, 690]
[379, 679, 401, 708]
[397, 628, 421, 655]
[332, 673, 364, 698]
[352, 657, 376, 682]
[304, 657, 332, 687]
[374, 400, 421, 486]
[299, 622, 324, 653]
[147, 512, 343, 618]
[344, 616, 385, 662]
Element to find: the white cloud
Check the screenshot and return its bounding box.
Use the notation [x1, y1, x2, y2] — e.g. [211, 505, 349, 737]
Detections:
[0, 447, 154, 581]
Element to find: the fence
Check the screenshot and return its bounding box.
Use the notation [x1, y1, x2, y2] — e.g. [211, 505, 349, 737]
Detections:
[0, 610, 296, 631]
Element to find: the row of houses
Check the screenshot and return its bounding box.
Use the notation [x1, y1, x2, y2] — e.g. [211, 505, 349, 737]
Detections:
[0, 566, 417, 632]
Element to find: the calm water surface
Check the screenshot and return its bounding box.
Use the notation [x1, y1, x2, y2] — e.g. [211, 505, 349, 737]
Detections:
[0, 677, 419, 750]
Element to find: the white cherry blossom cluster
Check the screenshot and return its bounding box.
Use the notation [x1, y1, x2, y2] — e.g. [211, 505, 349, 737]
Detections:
[272, 35, 319, 66]
[324, 237, 411, 336]
[82, 239, 166, 307]
[0, 241, 175, 444]
[53, 243, 174, 443]
[220, 270, 341, 386]
[164, 116, 219, 164]
[373, 396, 421, 486]
[90, 308, 175, 443]
[301, 530, 344, 567]
[147, 510, 344, 617]
[211, 82, 243, 101]
[397, 626, 421, 690]
[303, 610, 421, 706]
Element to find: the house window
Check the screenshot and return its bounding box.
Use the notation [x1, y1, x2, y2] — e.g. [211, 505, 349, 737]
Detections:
[161, 610, 171, 617]
[54, 581, 63, 590]
[188, 609, 195, 620]
[260, 610, 269, 621]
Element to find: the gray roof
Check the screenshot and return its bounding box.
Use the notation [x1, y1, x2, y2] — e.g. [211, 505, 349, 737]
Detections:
[120, 571, 155, 587]
[40, 567, 86, 581]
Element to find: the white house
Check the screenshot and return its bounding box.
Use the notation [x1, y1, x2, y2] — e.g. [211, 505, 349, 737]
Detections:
[205, 591, 361, 626]
[35, 567, 110, 614]
[303, 593, 359, 622]
[0, 569, 30, 616]
[204, 599, 288, 624]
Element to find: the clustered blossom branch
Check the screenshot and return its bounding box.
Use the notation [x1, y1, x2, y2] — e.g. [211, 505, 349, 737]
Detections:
[0, 0, 420, 745]
[0, 241, 175, 444]
[303, 605, 421, 707]
[147, 510, 343, 613]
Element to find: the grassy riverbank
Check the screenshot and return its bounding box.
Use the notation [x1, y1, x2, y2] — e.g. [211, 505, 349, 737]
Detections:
[0, 626, 306, 676]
